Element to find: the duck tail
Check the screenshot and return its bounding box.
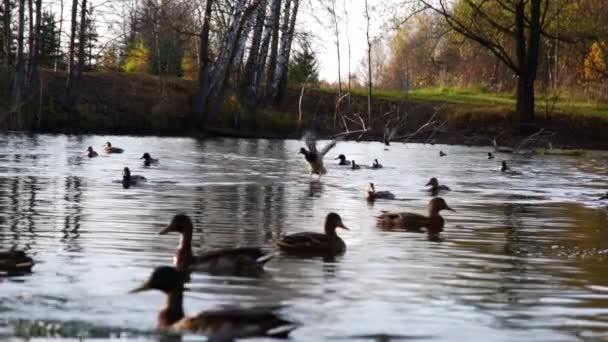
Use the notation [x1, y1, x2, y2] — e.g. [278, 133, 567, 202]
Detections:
[256, 251, 278, 265]
[266, 323, 298, 338]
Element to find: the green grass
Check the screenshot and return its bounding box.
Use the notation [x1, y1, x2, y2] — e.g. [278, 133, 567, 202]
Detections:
[320, 86, 608, 117]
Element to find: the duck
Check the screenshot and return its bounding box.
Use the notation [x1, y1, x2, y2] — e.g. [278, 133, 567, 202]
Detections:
[500, 161, 522, 175]
[158, 214, 274, 275]
[86, 146, 98, 158]
[426, 177, 451, 194]
[141, 153, 159, 166]
[376, 197, 454, 234]
[488, 152, 495, 159]
[299, 132, 337, 176]
[276, 212, 349, 257]
[122, 167, 147, 187]
[599, 192, 608, 201]
[130, 266, 296, 339]
[366, 183, 395, 201]
[351, 160, 361, 170]
[439, 151, 447, 157]
[0, 250, 34, 275]
[104, 142, 124, 154]
[335, 154, 351, 166]
[371, 159, 383, 169]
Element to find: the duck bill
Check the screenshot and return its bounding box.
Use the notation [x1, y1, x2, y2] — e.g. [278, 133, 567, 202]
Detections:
[337, 223, 350, 231]
[425, 181, 432, 186]
[129, 281, 151, 293]
[158, 224, 177, 235]
[446, 206, 456, 212]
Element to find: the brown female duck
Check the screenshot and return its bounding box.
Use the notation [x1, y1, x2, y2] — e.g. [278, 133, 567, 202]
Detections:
[376, 197, 454, 234]
[276, 213, 349, 257]
[299, 132, 337, 177]
[366, 183, 395, 201]
[158, 214, 274, 275]
[0, 250, 34, 275]
[131, 266, 295, 339]
[103, 142, 124, 154]
[426, 177, 451, 194]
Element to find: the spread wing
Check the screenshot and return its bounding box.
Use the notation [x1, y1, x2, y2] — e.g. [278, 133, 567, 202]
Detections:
[318, 139, 337, 158]
[302, 131, 318, 154]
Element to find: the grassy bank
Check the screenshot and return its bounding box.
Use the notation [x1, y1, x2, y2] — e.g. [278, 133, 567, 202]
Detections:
[2, 71, 608, 150]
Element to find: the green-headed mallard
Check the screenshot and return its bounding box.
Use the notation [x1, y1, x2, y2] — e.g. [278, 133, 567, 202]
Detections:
[131, 266, 296, 338]
[86, 146, 98, 158]
[103, 142, 124, 154]
[299, 133, 337, 177]
[158, 214, 274, 276]
[366, 183, 395, 201]
[376, 197, 454, 234]
[276, 213, 349, 257]
[426, 177, 451, 195]
[335, 154, 351, 166]
[0, 250, 34, 275]
[371, 159, 383, 169]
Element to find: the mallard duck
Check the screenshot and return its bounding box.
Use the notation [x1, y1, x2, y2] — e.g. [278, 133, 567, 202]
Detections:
[86, 146, 98, 158]
[439, 151, 447, 157]
[0, 250, 34, 275]
[141, 153, 159, 166]
[104, 142, 124, 154]
[158, 214, 274, 275]
[426, 177, 451, 194]
[488, 152, 495, 159]
[351, 160, 361, 170]
[276, 213, 349, 257]
[371, 159, 383, 169]
[131, 266, 296, 338]
[500, 161, 522, 175]
[376, 197, 454, 234]
[299, 132, 337, 176]
[366, 183, 395, 201]
[122, 167, 147, 187]
[335, 154, 351, 166]
[599, 192, 608, 200]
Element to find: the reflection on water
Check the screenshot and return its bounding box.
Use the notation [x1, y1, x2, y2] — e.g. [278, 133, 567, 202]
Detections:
[0, 133, 608, 341]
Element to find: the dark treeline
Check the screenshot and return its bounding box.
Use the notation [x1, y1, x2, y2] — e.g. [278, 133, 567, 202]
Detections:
[0, 0, 305, 131]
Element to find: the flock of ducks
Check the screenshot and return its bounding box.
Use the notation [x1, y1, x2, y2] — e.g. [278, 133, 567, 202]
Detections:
[2, 136, 607, 340]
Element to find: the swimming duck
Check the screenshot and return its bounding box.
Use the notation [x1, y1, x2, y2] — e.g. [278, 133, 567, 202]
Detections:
[86, 146, 98, 158]
[122, 167, 147, 187]
[488, 152, 495, 159]
[371, 159, 383, 169]
[351, 160, 361, 170]
[103, 142, 124, 154]
[158, 214, 274, 275]
[376, 197, 454, 234]
[276, 213, 349, 257]
[131, 266, 296, 338]
[426, 177, 451, 194]
[500, 161, 522, 175]
[599, 192, 608, 200]
[0, 250, 34, 275]
[335, 154, 351, 166]
[299, 132, 337, 176]
[141, 153, 159, 166]
[366, 183, 395, 201]
[439, 151, 447, 157]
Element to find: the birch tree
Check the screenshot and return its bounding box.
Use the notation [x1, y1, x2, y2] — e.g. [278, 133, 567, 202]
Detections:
[270, 0, 299, 103]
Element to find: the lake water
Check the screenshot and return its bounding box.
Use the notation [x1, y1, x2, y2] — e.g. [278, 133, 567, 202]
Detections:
[0, 133, 607, 341]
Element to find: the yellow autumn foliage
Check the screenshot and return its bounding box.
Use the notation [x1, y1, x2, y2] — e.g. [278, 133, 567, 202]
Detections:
[584, 42, 605, 81]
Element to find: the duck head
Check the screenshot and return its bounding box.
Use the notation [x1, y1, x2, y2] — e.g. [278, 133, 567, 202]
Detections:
[324, 212, 349, 235]
[428, 197, 454, 215]
[87, 146, 94, 152]
[299, 147, 308, 155]
[367, 182, 376, 194]
[501, 161, 508, 171]
[158, 214, 193, 235]
[105, 142, 112, 148]
[488, 152, 494, 159]
[130, 266, 189, 294]
[426, 177, 439, 187]
[123, 167, 131, 180]
[141, 152, 152, 161]
[335, 154, 346, 161]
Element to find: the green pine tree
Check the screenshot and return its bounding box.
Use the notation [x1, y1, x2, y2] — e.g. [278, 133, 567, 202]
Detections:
[288, 46, 319, 87]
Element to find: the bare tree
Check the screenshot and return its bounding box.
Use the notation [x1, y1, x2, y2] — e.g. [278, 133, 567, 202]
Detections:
[2, 0, 11, 68]
[271, 0, 299, 103]
[264, 0, 282, 99]
[12, 0, 25, 116]
[364, 0, 372, 125]
[328, 0, 342, 95]
[65, 0, 78, 92]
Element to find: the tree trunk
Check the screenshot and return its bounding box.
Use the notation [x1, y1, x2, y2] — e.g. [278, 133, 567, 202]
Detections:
[364, 0, 372, 127]
[65, 0, 78, 93]
[330, 0, 341, 95]
[240, 0, 267, 109]
[516, 75, 534, 123]
[76, 0, 87, 80]
[26, 0, 33, 82]
[54, 0, 63, 72]
[2, 0, 11, 68]
[29, 0, 41, 88]
[264, 0, 281, 99]
[193, 0, 214, 127]
[12, 0, 25, 119]
[271, 0, 299, 103]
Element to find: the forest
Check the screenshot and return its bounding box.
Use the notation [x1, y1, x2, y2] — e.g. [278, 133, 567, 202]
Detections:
[0, 0, 607, 146]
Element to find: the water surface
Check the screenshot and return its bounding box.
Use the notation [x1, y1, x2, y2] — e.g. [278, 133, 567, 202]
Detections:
[1, 133, 607, 341]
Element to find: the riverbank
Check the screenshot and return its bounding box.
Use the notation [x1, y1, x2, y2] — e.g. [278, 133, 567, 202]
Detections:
[1, 70, 608, 150]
